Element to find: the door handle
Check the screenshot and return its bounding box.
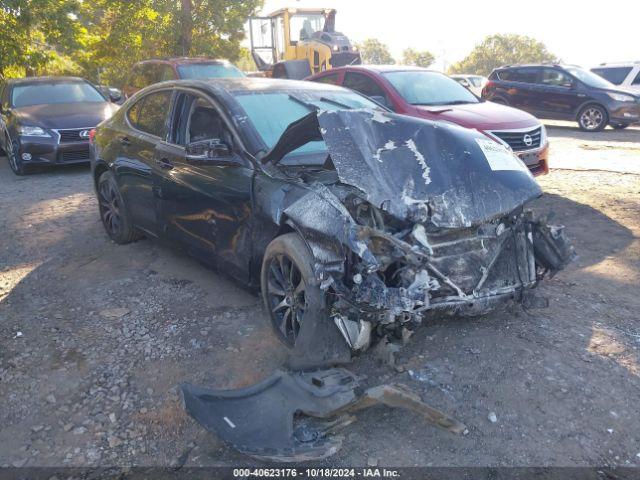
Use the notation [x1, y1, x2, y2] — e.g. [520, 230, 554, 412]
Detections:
[119, 136, 131, 146]
[155, 157, 174, 170]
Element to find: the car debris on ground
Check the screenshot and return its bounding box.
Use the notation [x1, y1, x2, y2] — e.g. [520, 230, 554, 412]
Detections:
[181, 368, 466, 462]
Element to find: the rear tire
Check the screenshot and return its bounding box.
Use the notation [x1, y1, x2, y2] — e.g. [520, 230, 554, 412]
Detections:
[97, 170, 140, 244]
[578, 104, 608, 132]
[261, 233, 324, 349]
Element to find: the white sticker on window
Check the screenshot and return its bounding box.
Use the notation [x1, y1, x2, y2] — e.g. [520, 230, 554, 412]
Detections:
[476, 138, 529, 173]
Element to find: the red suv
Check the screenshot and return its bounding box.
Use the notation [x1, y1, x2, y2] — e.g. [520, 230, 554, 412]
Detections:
[308, 66, 549, 175]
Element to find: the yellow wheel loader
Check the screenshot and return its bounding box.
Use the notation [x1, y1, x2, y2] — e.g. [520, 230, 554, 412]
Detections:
[249, 8, 361, 79]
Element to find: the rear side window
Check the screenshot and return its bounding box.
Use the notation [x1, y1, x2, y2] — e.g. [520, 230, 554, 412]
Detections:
[497, 68, 539, 83]
[632, 70, 640, 86]
[313, 73, 340, 85]
[128, 90, 172, 138]
[159, 65, 176, 81]
[127, 100, 142, 126]
[591, 67, 632, 85]
[0, 84, 8, 109]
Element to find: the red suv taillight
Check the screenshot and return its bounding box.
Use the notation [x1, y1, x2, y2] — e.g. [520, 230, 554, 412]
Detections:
[89, 128, 96, 143]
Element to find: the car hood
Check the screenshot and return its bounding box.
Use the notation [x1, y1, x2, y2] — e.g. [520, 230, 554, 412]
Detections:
[263, 109, 542, 228]
[413, 101, 540, 130]
[13, 102, 118, 129]
[599, 87, 640, 98]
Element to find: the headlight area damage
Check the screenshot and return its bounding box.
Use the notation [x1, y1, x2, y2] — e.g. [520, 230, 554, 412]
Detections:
[182, 109, 575, 462]
[275, 109, 575, 359]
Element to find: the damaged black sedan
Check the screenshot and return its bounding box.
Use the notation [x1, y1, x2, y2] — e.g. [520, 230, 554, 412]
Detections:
[91, 78, 574, 366]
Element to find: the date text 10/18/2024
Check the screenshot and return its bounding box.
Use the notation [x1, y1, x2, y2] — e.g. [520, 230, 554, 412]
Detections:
[233, 468, 401, 477]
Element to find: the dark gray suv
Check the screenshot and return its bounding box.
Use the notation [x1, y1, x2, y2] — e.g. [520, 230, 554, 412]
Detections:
[482, 64, 640, 131]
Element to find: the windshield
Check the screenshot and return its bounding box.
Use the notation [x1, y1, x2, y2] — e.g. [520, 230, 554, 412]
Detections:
[11, 82, 105, 108]
[177, 63, 245, 79]
[233, 90, 380, 164]
[383, 71, 479, 106]
[468, 76, 486, 87]
[565, 67, 613, 89]
[290, 13, 326, 42]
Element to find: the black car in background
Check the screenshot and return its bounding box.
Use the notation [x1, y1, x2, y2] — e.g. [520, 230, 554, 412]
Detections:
[90, 78, 573, 363]
[0, 76, 119, 175]
[482, 64, 640, 131]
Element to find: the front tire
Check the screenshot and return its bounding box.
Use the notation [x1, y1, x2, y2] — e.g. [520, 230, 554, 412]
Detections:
[6, 136, 26, 176]
[261, 233, 324, 348]
[97, 170, 140, 244]
[578, 104, 608, 132]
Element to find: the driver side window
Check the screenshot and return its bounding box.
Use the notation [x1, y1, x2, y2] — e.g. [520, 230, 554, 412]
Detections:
[172, 93, 234, 149]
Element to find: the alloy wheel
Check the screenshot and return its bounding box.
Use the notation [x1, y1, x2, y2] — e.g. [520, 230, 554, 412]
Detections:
[266, 254, 306, 345]
[98, 181, 123, 237]
[6, 136, 20, 173]
[580, 108, 604, 130]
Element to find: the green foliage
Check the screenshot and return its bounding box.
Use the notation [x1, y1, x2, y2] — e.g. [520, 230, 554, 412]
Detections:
[356, 38, 395, 65]
[0, 0, 84, 78]
[0, 0, 263, 84]
[449, 34, 559, 76]
[235, 47, 257, 72]
[79, 0, 263, 86]
[401, 48, 435, 68]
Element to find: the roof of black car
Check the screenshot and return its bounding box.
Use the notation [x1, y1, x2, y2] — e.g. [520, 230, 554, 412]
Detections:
[6, 76, 88, 85]
[331, 65, 438, 74]
[187, 77, 345, 92]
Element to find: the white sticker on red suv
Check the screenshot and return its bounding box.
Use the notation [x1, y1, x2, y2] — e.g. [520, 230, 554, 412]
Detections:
[476, 138, 529, 173]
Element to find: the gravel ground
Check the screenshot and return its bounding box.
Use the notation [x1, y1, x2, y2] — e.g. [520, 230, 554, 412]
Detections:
[0, 125, 639, 468]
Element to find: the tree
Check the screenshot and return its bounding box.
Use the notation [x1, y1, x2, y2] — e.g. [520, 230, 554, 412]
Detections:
[235, 47, 257, 72]
[79, 0, 263, 86]
[401, 48, 435, 68]
[449, 34, 559, 76]
[356, 38, 395, 65]
[0, 0, 85, 78]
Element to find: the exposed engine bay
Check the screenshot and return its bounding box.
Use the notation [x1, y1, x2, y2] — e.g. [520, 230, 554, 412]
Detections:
[270, 109, 576, 358]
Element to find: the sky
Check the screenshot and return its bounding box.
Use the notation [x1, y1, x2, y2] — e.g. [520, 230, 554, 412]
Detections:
[255, 0, 640, 71]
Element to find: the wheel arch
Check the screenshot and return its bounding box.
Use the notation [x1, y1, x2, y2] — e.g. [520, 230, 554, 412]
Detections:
[92, 160, 110, 191]
[575, 101, 610, 121]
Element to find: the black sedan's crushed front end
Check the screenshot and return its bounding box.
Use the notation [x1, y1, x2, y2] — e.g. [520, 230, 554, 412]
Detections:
[267, 109, 576, 355]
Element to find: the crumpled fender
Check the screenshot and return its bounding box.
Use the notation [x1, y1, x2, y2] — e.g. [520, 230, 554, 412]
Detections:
[283, 183, 380, 276]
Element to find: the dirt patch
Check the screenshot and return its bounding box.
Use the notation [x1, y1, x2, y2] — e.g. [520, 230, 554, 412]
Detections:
[0, 156, 639, 467]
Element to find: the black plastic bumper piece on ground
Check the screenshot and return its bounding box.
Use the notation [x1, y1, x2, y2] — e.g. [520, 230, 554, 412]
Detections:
[181, 369, 359, 462]
[181, 368, 467, 462]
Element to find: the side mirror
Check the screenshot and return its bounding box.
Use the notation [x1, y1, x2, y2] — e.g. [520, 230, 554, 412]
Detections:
[186, 139, 238, 165]
[108, 91, 122, 103]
